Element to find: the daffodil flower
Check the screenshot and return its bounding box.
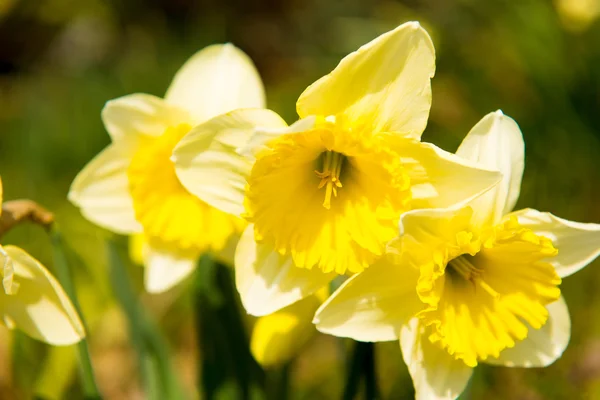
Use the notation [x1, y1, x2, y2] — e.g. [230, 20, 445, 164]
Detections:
[0, 177, 84, 345]
[173, 22, 501, 316]
[314, 111, 600, 400]
[251, 288, 327, 367]
[69, 44, 269, 293]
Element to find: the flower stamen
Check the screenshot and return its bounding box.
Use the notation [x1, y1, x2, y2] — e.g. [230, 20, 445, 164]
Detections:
[448, 255, 500, 298]
[315, 151, 344, 209]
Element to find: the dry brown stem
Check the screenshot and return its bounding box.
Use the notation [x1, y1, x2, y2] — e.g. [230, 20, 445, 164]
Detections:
[0, 200, 55, 238]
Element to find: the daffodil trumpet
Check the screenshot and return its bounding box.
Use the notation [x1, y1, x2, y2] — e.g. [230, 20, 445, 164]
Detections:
[173, 21, 501, 317]
[314, 111, 600, 400]
[69, 44, 269, 293]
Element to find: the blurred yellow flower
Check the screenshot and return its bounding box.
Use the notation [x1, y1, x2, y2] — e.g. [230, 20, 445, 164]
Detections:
[174, 22, 501, 316]
[314, 111, 600, 400]
[555, 0, 600, 32]
[251, 288, 327, 368]
[69, 44, 267, 293]
[0, 177, 84, 345]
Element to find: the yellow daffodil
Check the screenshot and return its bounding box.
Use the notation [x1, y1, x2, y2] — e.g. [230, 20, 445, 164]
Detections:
[0, 177, 84, 345]
[173, 22, 501, 316]
[251, 288, 327, 367]
[69, 44, 267, 293]
[314, 111, 600, 400]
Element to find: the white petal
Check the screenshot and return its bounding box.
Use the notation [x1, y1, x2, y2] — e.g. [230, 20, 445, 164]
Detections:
[396, 140, 502, 210]
[0, 245, 17, 295]
[173, 109, 287, 217]
[313, 257, 421, 342]
[296, 22, 435, 138]
[102, 93, 190, 146]
[456, 111, 524, 226]
[144, 245, 197, 293]
[510, 208, 600, 278]
[68, 144, 142, 234]
[235, 225, 335, 316]
[484, 297, 571, 368]
[0, 246, 85, 345]
[400, 318, 473, 400]
[165, 44, 265, 124]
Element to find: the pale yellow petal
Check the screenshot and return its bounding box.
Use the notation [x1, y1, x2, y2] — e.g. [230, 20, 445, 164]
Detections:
[173, 109, 287, 217]
[313, 256, 420, 342]
[68, 144, 142, 234]
[510, 208, 600, 278]
[456, 111, 525, 226]
[143, 245, 197, 293]
[394, 140, 501, 210]
[102, 93, 190, 146]
[296, 22, 435, 138]
[235, 225, 335, 316]
[400, 318, 473, 400]
[0, 246, 84, 345]
[485, 297, 570, 368]
[165, 44, 265, 124]
[0, 245, 17, 295]
[251, 293, 322, 367]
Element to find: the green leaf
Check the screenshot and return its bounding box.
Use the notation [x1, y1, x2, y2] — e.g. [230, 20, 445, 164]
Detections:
[106, 238, 185, 400]
[50, 229, 101, 399]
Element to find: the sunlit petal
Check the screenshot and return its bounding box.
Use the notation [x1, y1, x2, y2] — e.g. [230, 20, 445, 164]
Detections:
[68, 144, 142, 234]
[102, 93, 190, 146]
[393, 139, 501, 210]
[510, 208, 600, 278]
[297, 22, 435, 138]
[173, 108, 287, 217]
[235, 225, 335, 316]
[0, 246, 84, 345]
[165, 44, 265, 124]
[314, 256, 420, 342]
[400, 319, 473, 400]
[456, 111, 524, 226]
[143, 244, 197, 293]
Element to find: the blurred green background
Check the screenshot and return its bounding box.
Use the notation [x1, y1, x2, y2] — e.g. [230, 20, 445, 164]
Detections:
[1, 0, 600, 399]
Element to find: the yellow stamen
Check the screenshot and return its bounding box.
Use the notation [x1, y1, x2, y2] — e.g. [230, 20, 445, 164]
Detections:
[314, 151, 344, 209]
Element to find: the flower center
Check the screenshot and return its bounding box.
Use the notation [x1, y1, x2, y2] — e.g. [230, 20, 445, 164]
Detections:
[447, 254, 500, 299]
[416, 214, 561, 367]
[314, 151, 346, 209]
[245, 118, 411, 275]
[127, 124, 244, 254]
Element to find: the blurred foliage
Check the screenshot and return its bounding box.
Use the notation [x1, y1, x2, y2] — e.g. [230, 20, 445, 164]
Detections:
[0, 0, 600, 399]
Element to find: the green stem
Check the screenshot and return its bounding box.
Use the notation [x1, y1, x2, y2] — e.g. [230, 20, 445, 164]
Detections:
[342, 341, 378, 400]
[106, 239, 184, 400]
[267, 362, 291, 400]
[194, 255, 265, 400]
[49, 229, 101, 399]
[363, 342, 377, 400]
